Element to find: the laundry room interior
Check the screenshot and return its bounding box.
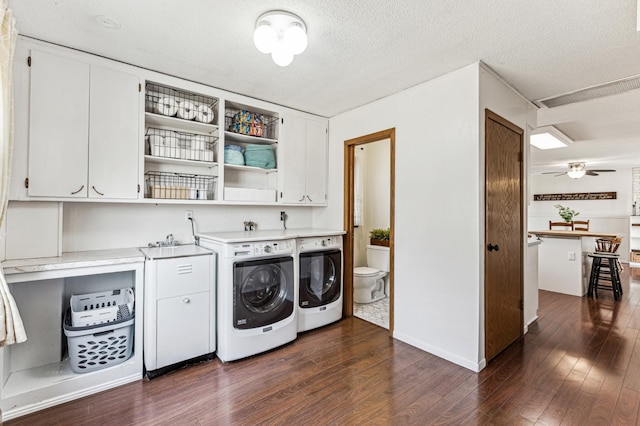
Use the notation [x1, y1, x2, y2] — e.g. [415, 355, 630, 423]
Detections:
[1, 1, 640, 424]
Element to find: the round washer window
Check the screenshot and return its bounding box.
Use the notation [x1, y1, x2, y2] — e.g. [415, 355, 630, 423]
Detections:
[306, 257, 337, 299]
[241, 265, 288, 313]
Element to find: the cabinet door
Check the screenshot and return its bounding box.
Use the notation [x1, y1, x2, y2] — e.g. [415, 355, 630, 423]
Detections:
[89, 66, 140, 199]
[156, 291, 209, 368]
[28, 50, 89, 197]
[279, 113, 307, 203]
[304, 118, 328, 205]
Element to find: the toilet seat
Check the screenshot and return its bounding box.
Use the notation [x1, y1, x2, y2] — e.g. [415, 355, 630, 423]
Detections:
[354, 266, 381, 277]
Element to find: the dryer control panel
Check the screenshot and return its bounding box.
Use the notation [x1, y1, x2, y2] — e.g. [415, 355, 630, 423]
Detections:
[298, 236, 343, 252]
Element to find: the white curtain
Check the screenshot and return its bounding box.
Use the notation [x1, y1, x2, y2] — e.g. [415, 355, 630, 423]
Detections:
[0, 0, 26, 346]
[354, 150, 364, 227]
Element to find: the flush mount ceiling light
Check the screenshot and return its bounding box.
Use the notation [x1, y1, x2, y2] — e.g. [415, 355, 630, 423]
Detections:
[253, 10, 307, 67]
[567, 162, 586, 179]
[530, 125, 573, 150]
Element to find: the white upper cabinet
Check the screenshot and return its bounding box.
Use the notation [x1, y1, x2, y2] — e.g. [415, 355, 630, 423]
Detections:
[279, 113, 328, 205]
[28, 50, 90, 197]
[27, 49, 139, 199]
[89, 65, 140, 199]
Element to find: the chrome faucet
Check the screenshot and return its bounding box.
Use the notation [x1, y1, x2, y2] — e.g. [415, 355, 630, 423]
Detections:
[244, 221, 256, 231]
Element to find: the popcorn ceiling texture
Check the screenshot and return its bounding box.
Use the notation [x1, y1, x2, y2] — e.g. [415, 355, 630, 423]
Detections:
[8, 0, 640, 117]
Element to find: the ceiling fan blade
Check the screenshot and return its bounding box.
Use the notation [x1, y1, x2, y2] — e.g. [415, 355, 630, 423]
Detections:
[542, 171, 568, 176]
[587, 169, 616, 173]
[585, 171, 599, 176]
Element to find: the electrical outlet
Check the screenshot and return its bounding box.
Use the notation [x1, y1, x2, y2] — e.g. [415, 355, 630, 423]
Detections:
[185, 210, 193, 222]
[568, 251, 576, 261]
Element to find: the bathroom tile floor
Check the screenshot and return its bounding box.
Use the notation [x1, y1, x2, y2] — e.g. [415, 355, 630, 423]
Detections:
[354, 296, 389, 329]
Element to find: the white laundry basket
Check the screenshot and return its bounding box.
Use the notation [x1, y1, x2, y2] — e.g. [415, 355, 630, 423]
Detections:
[64, 308, 134, 374]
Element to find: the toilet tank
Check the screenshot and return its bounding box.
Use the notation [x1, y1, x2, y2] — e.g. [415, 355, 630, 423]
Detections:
[366, 245, 389, 272]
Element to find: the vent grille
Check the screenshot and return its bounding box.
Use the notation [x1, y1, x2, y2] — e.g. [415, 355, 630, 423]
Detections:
[535, 75, 640, 108]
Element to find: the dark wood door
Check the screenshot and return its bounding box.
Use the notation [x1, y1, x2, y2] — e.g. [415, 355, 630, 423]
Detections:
[485, 109, 524, 362]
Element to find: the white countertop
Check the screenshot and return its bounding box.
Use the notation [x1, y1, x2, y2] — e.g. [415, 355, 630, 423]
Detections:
[197, 228, 345, 244]
[139, 244, 212, 260]
[528, 237, 542, 247]
[2, 248, 145, 275]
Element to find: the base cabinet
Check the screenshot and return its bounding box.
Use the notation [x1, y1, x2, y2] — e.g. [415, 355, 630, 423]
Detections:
[156, 292, 210, 368]
[141, 246, 215, 376]
[0, 253, 145, 421]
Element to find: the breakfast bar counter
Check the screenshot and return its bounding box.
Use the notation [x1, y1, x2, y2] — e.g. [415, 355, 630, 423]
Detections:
[528, 230, 620, 296]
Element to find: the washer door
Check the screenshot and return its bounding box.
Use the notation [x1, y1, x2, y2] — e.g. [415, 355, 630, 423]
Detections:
[299, 249, 342, 308]
[233, 256, 294, 329]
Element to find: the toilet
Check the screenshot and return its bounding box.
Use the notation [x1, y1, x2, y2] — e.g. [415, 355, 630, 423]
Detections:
[353, 245, 389, 304]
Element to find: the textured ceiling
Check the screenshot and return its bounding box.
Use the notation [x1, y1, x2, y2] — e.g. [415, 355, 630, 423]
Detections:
[7, 0, 640, 171]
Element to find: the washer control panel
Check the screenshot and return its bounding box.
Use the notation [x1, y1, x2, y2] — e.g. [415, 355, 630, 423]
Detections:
[298, 236, 343, 252]
[231, 239, 295, 258]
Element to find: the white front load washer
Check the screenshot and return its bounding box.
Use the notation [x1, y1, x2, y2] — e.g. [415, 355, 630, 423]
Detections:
[200, 236, 297, 362]
[297, 235, 343, 332]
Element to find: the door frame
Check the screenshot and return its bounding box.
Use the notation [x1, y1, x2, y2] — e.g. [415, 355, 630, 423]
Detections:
[343, 128, 395, 335]
[484, 109, 524, 361]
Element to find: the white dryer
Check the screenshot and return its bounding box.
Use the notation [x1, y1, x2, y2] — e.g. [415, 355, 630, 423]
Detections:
[297, 235, 343, 332]
[200, 235, 297, 362]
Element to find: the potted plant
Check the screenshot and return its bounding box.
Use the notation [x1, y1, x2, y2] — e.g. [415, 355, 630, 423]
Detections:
[554, 204, 580, 223]
[369, 228, 390, 247]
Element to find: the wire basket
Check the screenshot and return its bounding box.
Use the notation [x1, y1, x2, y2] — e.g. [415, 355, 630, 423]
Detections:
[145, 171, 216, 200]
[595, 237, 622, 253]
[225, 107, 278, 140]
[145, 82, 218, 124]
[146, 128, 217, 162]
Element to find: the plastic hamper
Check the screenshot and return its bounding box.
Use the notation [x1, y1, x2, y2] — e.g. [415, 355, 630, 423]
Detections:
[64, 308, 134, 374]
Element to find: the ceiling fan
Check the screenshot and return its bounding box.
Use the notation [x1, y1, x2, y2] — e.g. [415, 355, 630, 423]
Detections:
[543, 162, 616, 179]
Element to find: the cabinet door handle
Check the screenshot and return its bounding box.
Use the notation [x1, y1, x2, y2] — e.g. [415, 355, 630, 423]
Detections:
[92, 186, 104, 196]
[298, 195, 305, 202]
[306, 195, 312, 202]
[487, 243, 499, 252]
[71, 185, 85, 195]
[183, 298, 190, 304]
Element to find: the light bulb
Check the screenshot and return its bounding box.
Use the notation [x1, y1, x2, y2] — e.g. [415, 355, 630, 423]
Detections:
[283, 24, 307, 55]
[254, 23, 277, 54]
[271, 41, 294, 66]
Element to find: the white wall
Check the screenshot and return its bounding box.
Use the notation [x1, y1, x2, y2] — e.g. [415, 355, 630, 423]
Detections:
[528, 169, 632, 260]
[4, 202, 312, 257]
[317, 62, 532, 371]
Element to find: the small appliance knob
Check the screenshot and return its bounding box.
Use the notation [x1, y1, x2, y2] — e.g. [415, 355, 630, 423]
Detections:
[321, 240, 327, 247]
[264, 245, 272, 253]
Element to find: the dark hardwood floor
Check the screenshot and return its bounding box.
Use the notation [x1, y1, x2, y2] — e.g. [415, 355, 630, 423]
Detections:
[7, 267, 640, 425]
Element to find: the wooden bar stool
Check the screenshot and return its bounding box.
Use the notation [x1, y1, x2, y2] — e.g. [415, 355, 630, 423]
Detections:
[587, 252, 622, 300]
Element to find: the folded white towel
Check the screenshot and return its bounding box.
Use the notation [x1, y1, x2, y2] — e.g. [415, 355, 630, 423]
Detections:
[155, 96, 178, 116]
[177, 100, 197, 120]
[195, 104, 215, 123]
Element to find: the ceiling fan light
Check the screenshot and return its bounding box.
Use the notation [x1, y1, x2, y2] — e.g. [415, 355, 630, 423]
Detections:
[254, 23, 277, 54]
[567, 169, 586, 179]
[567, 162, 586, 179]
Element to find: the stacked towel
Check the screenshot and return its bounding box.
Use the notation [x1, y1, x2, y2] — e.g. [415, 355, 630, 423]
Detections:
[224, 145, 245, 165]
[244, 144, 276, 169]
